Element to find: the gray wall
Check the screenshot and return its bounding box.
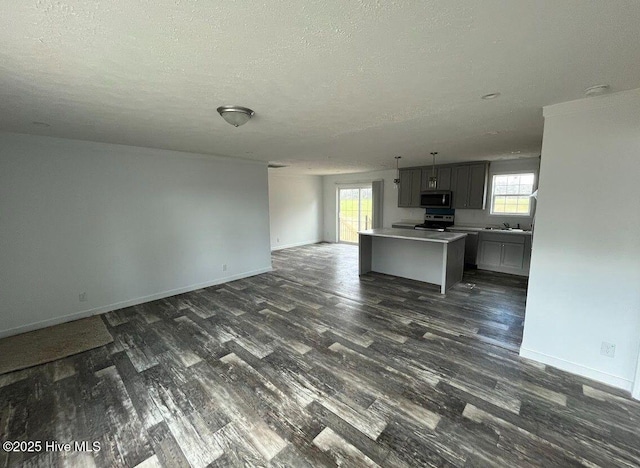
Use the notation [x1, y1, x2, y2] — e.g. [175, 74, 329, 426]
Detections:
[268, 172, 323, 250]
[0, 133, 272, 337]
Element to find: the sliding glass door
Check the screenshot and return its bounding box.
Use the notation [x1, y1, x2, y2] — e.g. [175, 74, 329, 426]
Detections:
[338, 186, 372, 244]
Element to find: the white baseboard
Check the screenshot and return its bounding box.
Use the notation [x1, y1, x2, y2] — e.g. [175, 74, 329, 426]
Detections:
[519, 347, 633, 392]
[0, 266, 273, 339]
[271, 239, 323, 251]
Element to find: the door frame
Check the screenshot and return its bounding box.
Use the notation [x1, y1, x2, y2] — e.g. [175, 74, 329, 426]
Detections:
[336, 183, 372, 244]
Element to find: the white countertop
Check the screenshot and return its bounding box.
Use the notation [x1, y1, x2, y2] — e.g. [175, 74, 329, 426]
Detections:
[359, 228, 467, 244]
[390, 220, 423, 227]
[451, 225, 532, 235]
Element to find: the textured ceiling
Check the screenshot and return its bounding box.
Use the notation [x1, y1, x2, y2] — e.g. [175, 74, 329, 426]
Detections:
[1, 1, 639, 174]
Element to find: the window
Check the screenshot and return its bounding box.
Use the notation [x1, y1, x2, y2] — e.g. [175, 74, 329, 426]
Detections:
[490, 173, 535, 215]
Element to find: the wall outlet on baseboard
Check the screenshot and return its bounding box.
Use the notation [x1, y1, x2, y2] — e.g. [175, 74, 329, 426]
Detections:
[222, 264, 227, 272]
[600, 341, 616, 358]
[79, 292, 88, 302]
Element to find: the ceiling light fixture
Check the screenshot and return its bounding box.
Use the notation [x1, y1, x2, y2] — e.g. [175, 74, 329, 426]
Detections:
[217, 106, 255, 127]
[393, 156, 402, 187]
[584, 85, 610, 97]
[428, 152, 438, 189]
[481, 92, 501, 100]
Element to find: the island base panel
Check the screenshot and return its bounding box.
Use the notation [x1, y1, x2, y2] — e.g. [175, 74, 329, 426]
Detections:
[359, 234, 373, 275]
[370, 236, 444, 286]
[443, 237, 465, 293]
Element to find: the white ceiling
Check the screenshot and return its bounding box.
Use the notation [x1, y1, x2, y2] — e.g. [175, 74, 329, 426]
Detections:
[1, 1, 639, 175]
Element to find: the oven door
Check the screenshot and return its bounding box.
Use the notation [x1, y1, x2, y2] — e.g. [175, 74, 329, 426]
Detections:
[420, 191, 452, 208]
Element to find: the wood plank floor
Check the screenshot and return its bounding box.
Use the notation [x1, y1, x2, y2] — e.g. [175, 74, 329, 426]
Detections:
[1, 243, 639, 467]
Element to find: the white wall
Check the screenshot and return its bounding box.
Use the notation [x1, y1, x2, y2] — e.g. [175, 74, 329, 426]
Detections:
[268, 172, 323, 250]
[455, 157, 540, 229]
[521, 89, 640, 392]
[322, 169, 425, 242]
[0, 133, 272, 337]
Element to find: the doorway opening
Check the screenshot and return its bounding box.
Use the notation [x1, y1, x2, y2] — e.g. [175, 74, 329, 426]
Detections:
[338, 185, 372, 244]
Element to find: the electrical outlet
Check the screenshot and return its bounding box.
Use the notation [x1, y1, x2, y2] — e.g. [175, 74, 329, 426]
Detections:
[222, 264, 227, 272]
[277, 237, 280, 243]
[79, 292, 87, 302]
[600, 342, 616, 358]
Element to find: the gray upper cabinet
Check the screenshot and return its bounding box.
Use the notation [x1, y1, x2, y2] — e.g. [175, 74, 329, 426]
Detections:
[437, 166, 452, 190]
[398, 168, 422, 207]
[452, 165, 470, 208]
[468, 163, 488, 209]
[397, 161, 487, 209]
[421, 166, 452, 191]
[453, 162, 488, 209]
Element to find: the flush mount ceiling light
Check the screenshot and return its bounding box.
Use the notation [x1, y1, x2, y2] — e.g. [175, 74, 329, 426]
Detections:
[481, 92, 501, 100]
[216, 106, 255, 127]
[584, 84, 610, 97]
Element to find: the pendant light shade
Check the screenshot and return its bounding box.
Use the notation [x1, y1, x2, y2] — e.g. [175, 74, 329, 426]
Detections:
[217, 106, 255, 127]
[394, 156, 402, 187]
[428, 152, 438, 189]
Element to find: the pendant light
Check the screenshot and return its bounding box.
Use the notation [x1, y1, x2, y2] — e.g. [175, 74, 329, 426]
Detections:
[427, 152, 438, 189]
[393, 156, 402, 187]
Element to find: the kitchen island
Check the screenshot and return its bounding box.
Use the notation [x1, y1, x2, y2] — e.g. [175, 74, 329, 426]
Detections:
[359, 228, 467, 294]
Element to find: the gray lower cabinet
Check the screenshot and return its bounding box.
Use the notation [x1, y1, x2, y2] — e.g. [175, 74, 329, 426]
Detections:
[477, 232, 531, 276]
[447, 230, 478, 266]
[398, 169, 422, 207]
[452, 163, 488, 209]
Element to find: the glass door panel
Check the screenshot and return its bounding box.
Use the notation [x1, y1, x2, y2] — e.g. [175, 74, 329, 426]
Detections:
[338, 186, 373, 244]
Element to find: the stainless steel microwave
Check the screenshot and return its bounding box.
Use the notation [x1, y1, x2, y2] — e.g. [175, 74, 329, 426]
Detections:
[420, 190, 452, 208]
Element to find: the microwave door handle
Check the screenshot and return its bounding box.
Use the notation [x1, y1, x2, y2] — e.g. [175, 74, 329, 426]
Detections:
[442, 194, 445, 204]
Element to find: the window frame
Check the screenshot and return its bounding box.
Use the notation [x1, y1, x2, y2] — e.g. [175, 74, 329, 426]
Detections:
[489, 172, 536, 216]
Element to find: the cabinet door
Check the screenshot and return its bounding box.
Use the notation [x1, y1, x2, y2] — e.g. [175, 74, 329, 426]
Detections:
[437, 167, 452, 190]
[410, 169, 422, 206]
[501, 242, 525, 269]
[479, 240, 502, 266]
[452, 165, 470, 208]
[398, 170, 414, 207]
[467, 163, 488, 209]
[421, 168, 434, 191]
[421, 166, 451, 191]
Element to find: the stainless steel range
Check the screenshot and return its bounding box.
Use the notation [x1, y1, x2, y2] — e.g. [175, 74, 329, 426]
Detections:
[415, 214, 455, 232]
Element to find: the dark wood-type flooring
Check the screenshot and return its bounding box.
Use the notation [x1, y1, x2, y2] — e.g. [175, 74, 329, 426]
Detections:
[1, 243, 639, 467]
